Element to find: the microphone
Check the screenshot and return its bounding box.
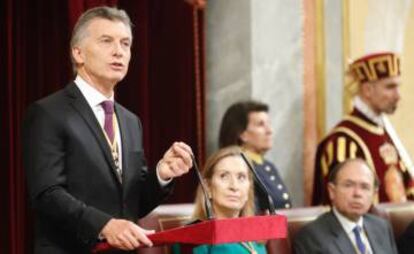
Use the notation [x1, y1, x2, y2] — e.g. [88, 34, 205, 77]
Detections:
[240, 152, 276, 215]
[191, 154, 215, 220]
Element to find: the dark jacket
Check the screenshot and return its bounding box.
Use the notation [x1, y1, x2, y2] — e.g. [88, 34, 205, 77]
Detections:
[22, 83, 172, 253]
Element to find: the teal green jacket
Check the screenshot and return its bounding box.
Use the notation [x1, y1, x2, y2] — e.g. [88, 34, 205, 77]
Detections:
[172, 242, 267, 254]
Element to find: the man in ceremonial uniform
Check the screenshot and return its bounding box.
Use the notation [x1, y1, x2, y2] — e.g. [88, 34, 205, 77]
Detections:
[312, 52, 414, 205]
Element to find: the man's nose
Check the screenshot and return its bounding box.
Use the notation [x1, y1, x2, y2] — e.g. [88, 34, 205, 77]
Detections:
[113, 42, 124, 57]
[352, 186, 364, 197]
[395, 88, 401, 101]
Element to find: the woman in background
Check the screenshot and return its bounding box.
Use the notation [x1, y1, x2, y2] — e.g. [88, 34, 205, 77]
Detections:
[172, 146, 267, 254]
[219, 101, 292, 211]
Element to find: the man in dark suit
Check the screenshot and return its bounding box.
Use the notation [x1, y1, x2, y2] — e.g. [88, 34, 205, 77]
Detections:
[294, 159, 398, 254]
[22, 6, 193, 254]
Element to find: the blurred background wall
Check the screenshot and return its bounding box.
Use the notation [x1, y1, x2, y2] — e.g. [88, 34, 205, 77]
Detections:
[206, 0, 414, 206]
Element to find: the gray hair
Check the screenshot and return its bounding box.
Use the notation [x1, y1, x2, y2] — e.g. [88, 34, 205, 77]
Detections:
[70, 6, 132, 74]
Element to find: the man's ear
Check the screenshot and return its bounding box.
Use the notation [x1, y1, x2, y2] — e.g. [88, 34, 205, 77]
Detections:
[372, 187, 379, 202]
[360, 82, 373, 98]
[71, 46, 84, 65]
[327, 182, 336, 201]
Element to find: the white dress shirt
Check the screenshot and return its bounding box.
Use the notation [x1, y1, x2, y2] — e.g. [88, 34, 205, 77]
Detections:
[333, 208, 373, 254]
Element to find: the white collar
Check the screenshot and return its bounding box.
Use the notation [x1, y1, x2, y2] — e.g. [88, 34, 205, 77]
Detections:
[333, 207, 364, 235]
[353, 96, 384, 127]
[74, 75, 114, 108]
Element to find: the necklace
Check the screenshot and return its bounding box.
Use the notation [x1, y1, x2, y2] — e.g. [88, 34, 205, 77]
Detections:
[240, 241, 257, 254]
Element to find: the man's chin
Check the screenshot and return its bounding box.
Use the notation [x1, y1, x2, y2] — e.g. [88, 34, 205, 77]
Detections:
[109, 75, 126, 84]
[384, 107, 397, 114]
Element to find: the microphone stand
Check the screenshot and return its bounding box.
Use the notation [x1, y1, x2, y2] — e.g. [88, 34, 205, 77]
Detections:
[240, 152, 277, 215]
[191, 154, 215, 220]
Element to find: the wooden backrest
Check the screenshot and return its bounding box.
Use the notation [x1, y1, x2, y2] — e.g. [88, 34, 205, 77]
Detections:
[376, 201, 414, 239]
[138, 205, 194, 254]
[279, 205, 329, 240]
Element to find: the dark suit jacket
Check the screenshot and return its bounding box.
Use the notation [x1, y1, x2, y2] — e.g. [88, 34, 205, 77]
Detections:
[398, 220, 414, 254]
[22, 83, 173, 254]
[293, 211, 398, 254]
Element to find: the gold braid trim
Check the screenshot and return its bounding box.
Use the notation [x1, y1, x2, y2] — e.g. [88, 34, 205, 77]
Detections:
[343, 115, 384, 135]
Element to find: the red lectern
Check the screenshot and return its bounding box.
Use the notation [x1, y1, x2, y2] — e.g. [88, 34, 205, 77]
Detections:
[93, 214, 287, 253]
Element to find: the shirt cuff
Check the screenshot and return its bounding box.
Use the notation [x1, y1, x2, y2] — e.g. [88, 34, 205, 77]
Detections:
[156, 161, 172, 187]
[98, 233, 105, 241]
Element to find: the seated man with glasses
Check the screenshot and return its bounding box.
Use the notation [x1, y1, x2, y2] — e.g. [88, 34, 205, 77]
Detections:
[294, 159, 397, 254]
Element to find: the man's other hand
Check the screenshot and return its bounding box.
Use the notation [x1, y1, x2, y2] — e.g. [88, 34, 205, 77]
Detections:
[157, 142, 193, 181]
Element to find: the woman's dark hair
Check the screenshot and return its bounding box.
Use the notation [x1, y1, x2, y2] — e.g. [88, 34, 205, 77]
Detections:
[218, 101, 268, 148]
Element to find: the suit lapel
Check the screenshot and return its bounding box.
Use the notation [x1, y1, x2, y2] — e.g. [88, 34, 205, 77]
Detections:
[326, 212, 357, 254]
[115, 103, 130, 186]
[364, 217, 384, 254]
[65, 83, 118, 173]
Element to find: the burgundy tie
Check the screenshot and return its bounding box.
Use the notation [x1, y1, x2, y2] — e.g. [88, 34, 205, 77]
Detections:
[101, 100, 115, 143]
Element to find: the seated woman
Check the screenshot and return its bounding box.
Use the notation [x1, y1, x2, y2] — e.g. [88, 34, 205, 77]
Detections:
[219, 100, 292, 211]
[172, 146, 267, 254]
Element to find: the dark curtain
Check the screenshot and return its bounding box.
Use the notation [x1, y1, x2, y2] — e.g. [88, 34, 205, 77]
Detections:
[117, 0, 205, 205]
[1, 0, 205, 253]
